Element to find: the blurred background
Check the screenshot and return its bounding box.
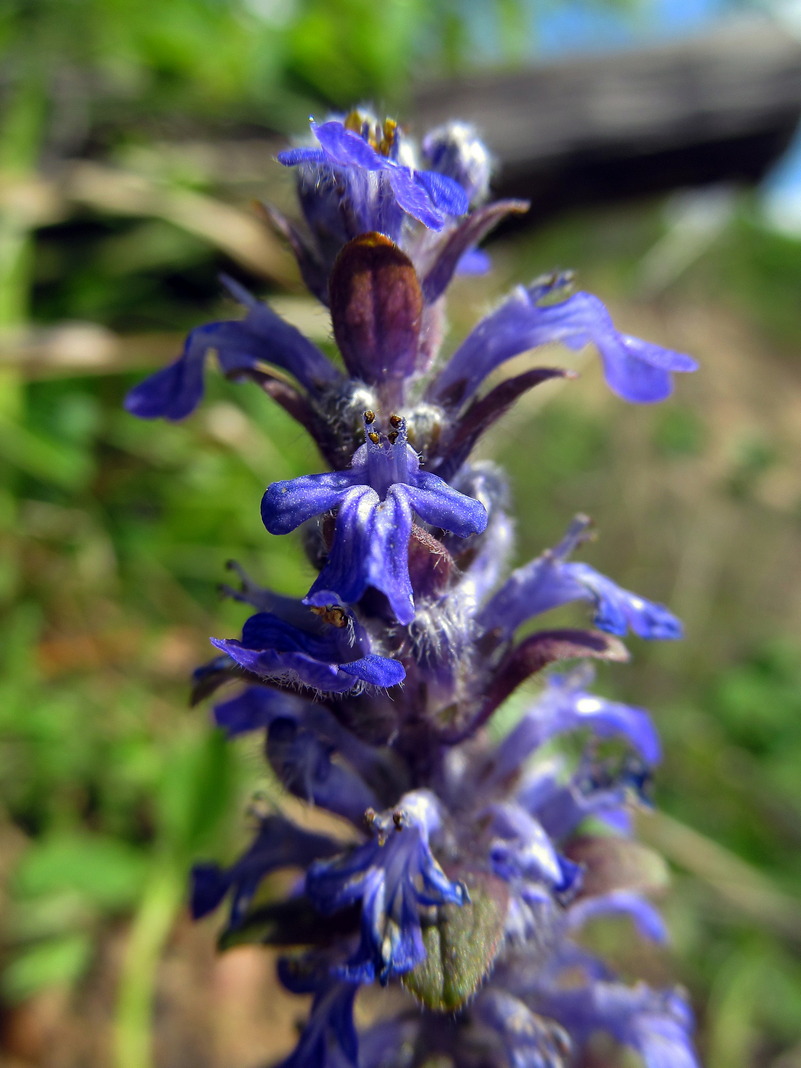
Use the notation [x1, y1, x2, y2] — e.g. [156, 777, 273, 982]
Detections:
[1, 0, 801, 1065]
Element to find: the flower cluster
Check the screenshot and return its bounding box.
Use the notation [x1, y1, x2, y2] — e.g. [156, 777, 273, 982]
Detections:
[127, 109, 700, 1067]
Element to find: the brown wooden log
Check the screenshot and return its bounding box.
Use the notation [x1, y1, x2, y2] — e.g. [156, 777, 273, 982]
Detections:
[413, 17, 801, 223]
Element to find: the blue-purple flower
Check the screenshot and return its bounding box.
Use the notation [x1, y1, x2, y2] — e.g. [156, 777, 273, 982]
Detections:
[478, 514, 683, 643]
[273, 975, 359, 1068]
[491, 668, 662, 785]
[190, 812, 340, 927]
[430, 272, 698, 406]
[210, 600, 405, 693]
[279, 112, 469, 238]
[517, 751, 651, 840]
[306, 791, 468, 984]
[262, 413, 487, 624]
[473, 988, 571, 1068]
[567, 889, 668, 944]
[124, 276, 339, 422]
[533, 980, 699, 1068]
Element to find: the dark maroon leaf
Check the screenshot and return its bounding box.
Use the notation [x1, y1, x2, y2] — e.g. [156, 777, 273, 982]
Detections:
[329, 233, 423, 384]
[255, 200, 329, 303]
[421, 199, 530, 304]
[470, 629, 629, 737]
[432, 367, 573, 479]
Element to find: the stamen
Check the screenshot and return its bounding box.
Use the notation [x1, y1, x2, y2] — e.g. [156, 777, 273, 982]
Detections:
[343, 110, 364, 134]
[365, 807, 391, 845]
[310, 604, 349, 628]
[378, 118, 398, 156]
[364, 409, 376, 424]
[368, 431, 380, 445]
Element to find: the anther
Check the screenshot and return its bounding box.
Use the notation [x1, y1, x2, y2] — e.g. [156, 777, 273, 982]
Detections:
[379, 118, 398, 156]
[310, 604, 348, 628]
[364, 410, 376, 424]
[368, 431, 380, 445]
[389, 414, 403, 429]
[387, 431, 398, 445]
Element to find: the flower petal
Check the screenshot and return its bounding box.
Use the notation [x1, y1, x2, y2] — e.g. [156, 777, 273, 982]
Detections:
[311, 119, 384, 169]
[339, 653, 405, 688]
[190, 813, 340, 923]
[214, 686, 316, 736]
[486, 803, 568, 890]
[398, 473, 488, 538]
[430, 277, 697, 408]
[220, 277, 341, 390]
[209, 607, 405, 695]
[565, 563, 683, 639]
[387, 167, 446, 229]
[273, 978, 360, 1068]
[478, 522, 682, 643]
[415, 167, 470, 215]
[125, 289, 339, 421]
[262, 472, 359, 536]
[266, 717, 378, 823]
[365, 490, 415, 623]
[474, 988, 572, 1068]
[494, 672, 661, 776]
[567, 891, 669, 943]
[537, 981, 700, 1068]
[124, 322, 253, 421]
[306, 486, 381, 608]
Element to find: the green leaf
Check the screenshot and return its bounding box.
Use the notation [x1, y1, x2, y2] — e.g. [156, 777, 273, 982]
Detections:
[155, 727, 237, 858]
[402, 870, 509, 1012]
[3, 933, 93, 1002]
[13, 833, 148, 911]
[0, 416, 93, 490]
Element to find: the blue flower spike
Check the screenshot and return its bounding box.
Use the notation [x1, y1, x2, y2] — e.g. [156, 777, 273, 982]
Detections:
[128, 107, 701, 1068]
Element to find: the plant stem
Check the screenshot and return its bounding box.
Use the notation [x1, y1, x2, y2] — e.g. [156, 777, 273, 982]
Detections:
[114, 861, 185, 1068]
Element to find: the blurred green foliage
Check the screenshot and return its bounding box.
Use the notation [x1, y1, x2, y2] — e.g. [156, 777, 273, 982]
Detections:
[1, 2, 800, 1067]
[0, 0, 561, 146]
